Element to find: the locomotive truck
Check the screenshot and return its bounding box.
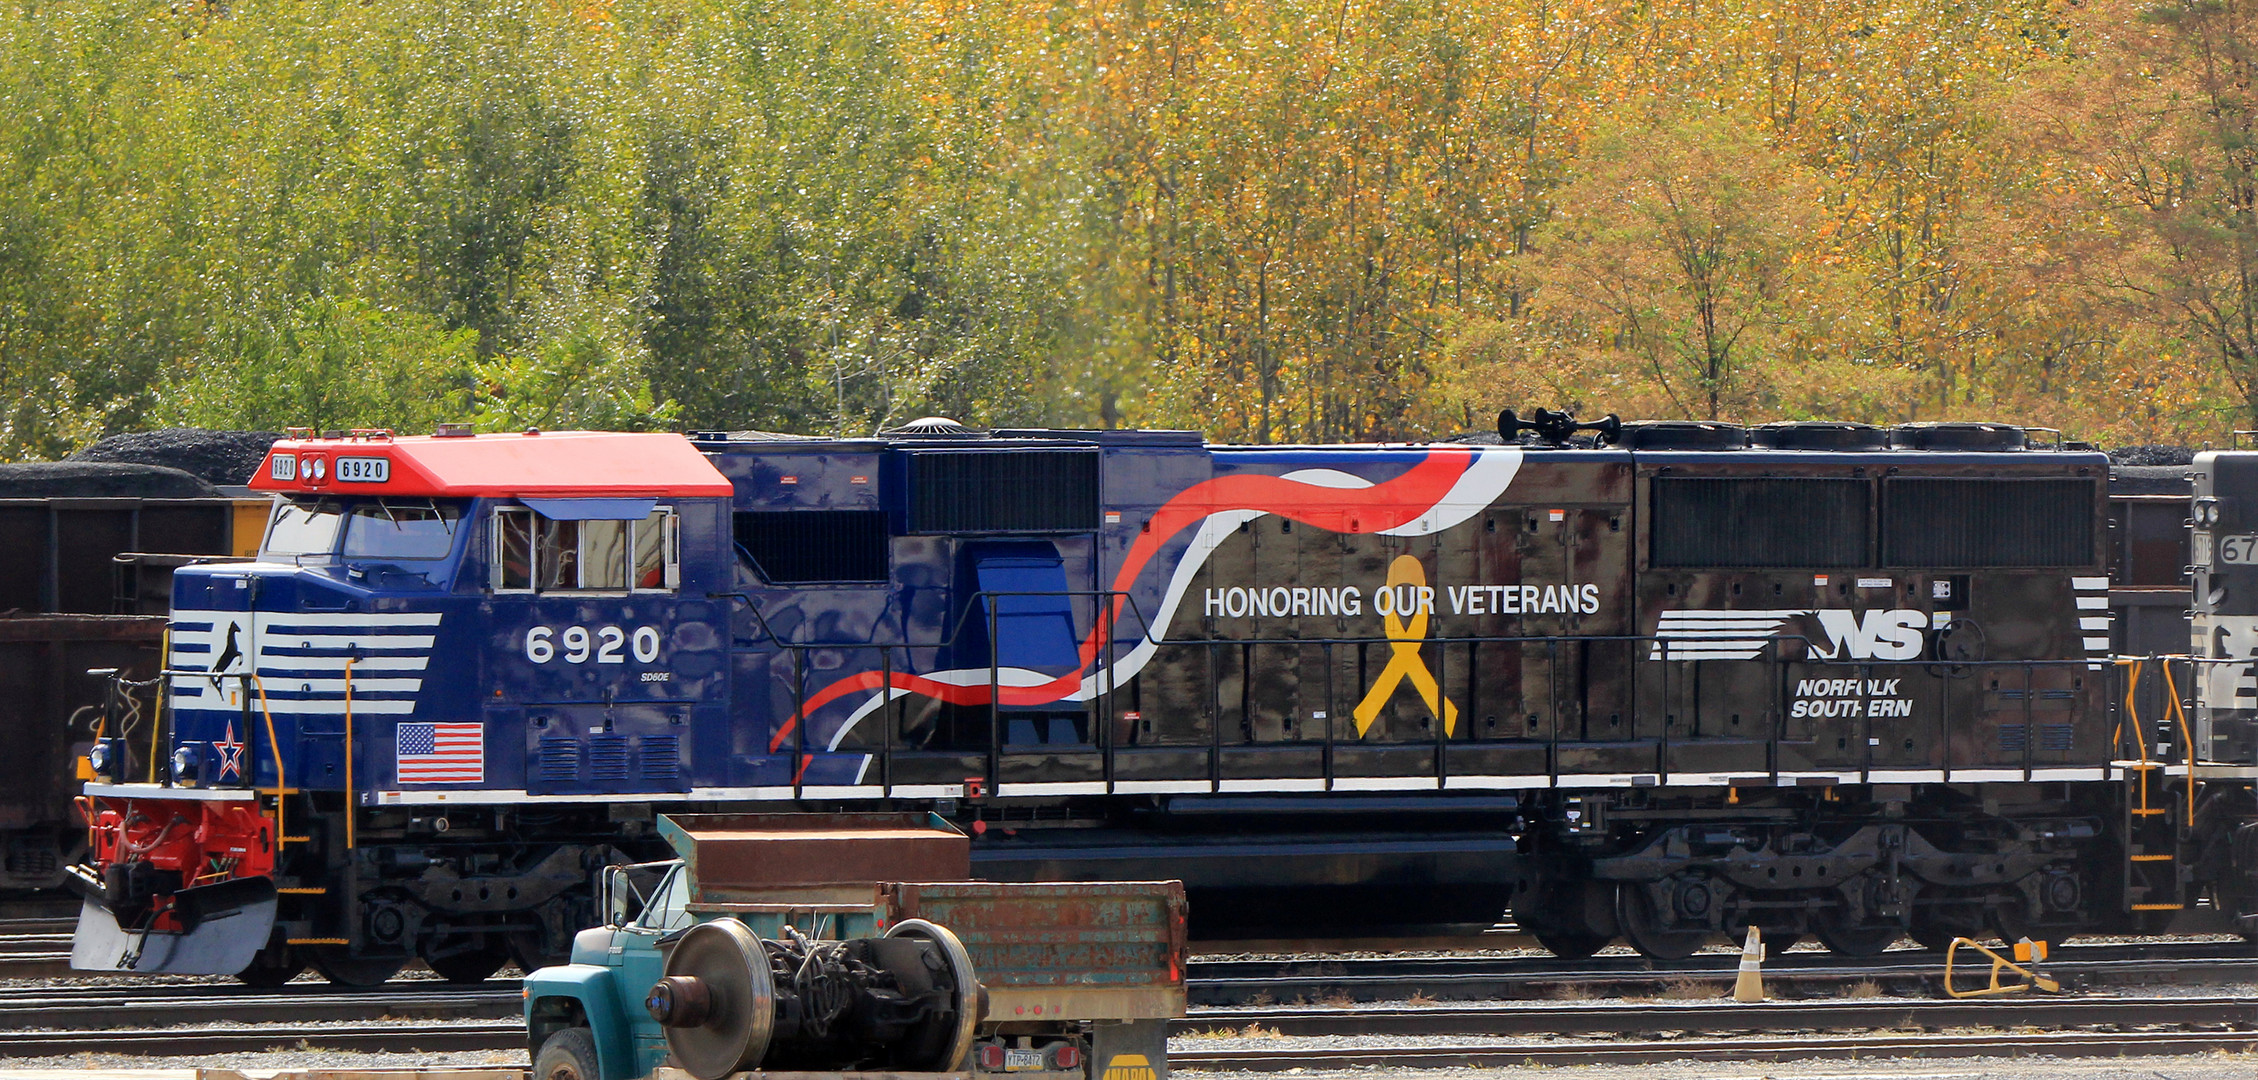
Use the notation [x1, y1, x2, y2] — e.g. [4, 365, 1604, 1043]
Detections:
[66, 416, 2258, 984]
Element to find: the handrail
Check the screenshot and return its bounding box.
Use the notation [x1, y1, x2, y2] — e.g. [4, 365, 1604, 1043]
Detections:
[344, 656, 356, 851]
[252, 675, 285, 849]
[2163, 661, 2194, 822]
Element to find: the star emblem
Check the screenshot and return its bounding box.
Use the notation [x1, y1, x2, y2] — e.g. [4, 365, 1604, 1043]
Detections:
[212, 721, 245, 780]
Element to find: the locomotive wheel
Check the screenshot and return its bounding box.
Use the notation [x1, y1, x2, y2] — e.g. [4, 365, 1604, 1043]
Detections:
[507, 928, 560, 974]
[658, 919, 776, 1080]
[425, 945, 509, 983]
[305, 946, 407, 987]
[1911, 912, 1986, 951]
[1909, 926, 1958, 952]
[234, 941, 304, 987]
[884, 918, 982, 1071]
[1812, 916, 1901, 958]
[1530, 929, 1610, 960]
[1614, 885, 1710, 961]
[534, 1026, 600, 1080]
[1987, 901, 2034, 947]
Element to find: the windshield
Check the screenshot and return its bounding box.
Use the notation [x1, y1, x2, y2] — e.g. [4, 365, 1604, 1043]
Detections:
[342, 500, 464, 560]
[261, 499, 343, 558]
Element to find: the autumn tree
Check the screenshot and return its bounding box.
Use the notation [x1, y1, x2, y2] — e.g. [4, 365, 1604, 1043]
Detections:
[1525, 111, 1836, 421]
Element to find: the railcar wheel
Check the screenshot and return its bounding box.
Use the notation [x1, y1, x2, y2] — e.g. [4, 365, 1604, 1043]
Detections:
[425, 945, 509, 983]
[305, 946, 407, 987]
[234, 941, 303, 987]
[1614, 884, 1710, 961]
[883, 918, 982, 1071]
[1812, 916, 1901, 958]
[1530, 929, 1610, 960]
[534, 1026, 599, 1080]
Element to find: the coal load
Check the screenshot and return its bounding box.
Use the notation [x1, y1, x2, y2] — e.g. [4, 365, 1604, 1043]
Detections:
[2110, 444, 2197, 467]
[69, 429, 282, 486]
[0, 461, 218, 498]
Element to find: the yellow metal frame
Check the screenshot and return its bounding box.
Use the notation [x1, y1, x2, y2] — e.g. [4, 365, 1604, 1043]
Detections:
[1943, 937, 2060, 997]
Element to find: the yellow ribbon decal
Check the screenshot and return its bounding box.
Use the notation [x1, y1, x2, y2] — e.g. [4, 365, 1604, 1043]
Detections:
[1352, 554, 1459, 737]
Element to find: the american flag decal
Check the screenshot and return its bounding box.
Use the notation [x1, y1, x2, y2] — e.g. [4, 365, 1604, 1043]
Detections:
[396, 722, 484, 783]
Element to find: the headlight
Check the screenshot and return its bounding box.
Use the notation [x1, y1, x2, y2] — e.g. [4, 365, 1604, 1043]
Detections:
[171, 745, 200, 782]
[87, 742, 111, 777]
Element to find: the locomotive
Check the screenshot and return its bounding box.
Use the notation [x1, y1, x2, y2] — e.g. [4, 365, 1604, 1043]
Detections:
[66, 415, 2258, 985]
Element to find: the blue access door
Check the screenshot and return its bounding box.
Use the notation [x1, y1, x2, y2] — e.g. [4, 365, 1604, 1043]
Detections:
[972, 541, 1102, 793]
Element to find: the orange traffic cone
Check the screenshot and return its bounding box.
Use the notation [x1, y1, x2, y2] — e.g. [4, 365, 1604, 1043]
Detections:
[1732, 925, 1765, 1002]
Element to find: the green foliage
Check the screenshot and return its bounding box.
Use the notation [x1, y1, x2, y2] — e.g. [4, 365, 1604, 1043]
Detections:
[163, 297, 478, 433]
[0, 0, 2252, 453]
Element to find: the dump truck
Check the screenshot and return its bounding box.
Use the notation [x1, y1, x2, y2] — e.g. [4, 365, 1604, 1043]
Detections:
[522, 813, 1185, 1080]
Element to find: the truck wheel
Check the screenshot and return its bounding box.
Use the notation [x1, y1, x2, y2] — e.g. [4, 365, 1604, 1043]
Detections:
[535, 1026, 600, 1080]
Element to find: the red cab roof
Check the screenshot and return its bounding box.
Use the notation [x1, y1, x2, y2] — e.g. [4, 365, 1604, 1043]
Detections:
[249, 431, 734, 498]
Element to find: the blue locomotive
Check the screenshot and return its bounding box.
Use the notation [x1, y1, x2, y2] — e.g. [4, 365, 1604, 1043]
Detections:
[68, 417, 2257, 985]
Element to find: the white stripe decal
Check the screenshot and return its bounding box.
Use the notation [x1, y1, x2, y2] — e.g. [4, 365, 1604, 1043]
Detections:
[1442, 775, 1553, 789]
[2076, 596, 2108, 609]
[995, 781, 1108, 796]
[2080, 617, 2111, 631]
[2072, 577, 2109, 590]
[1112, 779, 1213, 794]
[1217, 778, 1328, 792]
[1330, 776, 1440, 791]
[1866, 770, 1947, 783]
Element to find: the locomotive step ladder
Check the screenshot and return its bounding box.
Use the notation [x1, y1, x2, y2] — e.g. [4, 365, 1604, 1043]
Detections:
[2118, 659, 2189, 919]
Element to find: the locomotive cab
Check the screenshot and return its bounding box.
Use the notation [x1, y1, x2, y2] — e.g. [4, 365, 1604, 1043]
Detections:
[72, 428, 733, 983]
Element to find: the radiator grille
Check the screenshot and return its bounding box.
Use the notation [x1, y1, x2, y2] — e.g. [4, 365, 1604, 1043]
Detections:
[641, 734, 681, 781]
[589, 734, 631, 782]
[735, 510, 889, 584]
[1882, 477, 2095, 567]
[538, 736, 580, 782]
[909, 450, 1100, 533]
[1651, 477, 1869, 568]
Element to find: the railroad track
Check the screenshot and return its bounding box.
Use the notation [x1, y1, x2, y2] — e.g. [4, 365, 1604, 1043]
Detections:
[2, 981, 2252, 1059]
[1186, 940, 2258, 1003]
[1173, 1029, 2258, 1071]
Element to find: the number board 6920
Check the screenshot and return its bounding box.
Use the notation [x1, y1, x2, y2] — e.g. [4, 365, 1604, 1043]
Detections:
[334, 456, 390, 483]
[526, 624, 662, 665]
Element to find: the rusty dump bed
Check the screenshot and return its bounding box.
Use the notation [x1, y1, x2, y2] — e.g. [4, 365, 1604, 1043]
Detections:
[656, 813, 1187, 1022]
[658, 812, 971, 896]
[890, 880, 1187, 1021]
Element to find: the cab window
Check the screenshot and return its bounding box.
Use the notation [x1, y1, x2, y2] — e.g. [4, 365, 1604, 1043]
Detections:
[493, 506, 676, 592]
[342, 500, 463, 560]
[261, 499, 344, 559]
[636, 866, 693, 932]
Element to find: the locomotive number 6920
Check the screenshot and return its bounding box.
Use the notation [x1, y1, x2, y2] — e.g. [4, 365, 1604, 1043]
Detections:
[525, 624, 662, 665]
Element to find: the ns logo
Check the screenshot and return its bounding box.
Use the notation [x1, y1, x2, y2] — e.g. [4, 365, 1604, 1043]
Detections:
[1652, 606, 1936, 662]
[1808, 609, 1929, 661]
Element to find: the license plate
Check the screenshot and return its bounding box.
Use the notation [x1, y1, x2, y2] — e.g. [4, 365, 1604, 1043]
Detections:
[1005, 1048, 1045, 1071]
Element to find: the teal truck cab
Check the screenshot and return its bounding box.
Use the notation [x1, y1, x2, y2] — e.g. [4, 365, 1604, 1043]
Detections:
[522, 814, 1185, 1080]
